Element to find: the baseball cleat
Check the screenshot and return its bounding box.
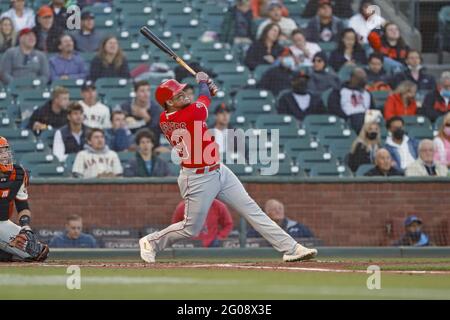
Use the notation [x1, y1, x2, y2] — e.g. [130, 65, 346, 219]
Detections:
[283, 244, 318, 262]
[139, 236, 156, 263]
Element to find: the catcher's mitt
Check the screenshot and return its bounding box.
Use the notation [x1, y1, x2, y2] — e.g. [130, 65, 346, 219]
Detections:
[9, 227, 49, 262]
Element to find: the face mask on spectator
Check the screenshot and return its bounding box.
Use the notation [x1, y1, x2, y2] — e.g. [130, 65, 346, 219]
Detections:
[366, 132, 378, 140]
[440, 89, 450, 99]
[392, 128, 405, 140]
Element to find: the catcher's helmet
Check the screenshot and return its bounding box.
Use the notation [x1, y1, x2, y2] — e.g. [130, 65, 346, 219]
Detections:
[0, 136, 13, 172]
[155, 79, 187, 107]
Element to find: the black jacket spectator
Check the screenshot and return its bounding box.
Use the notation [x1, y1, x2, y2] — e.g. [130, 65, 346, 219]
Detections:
[329, 47, 367, 72]
[328, 28, 368, 72]
[419, 88, 450, 122]
[220, 3, 255, 44]
[364, 166, 404, 176]
[277, 90, 325, 121]
[59, 124, 87, 154]
[347, 142, 378, 172]
[307, 51, 340, 95]
[50, 2, 68, 30]
[302, 0, 354, 18]
[27, 100, 68, 131]
[390, 68, 436, 92]
[89, 55, 130, 82]
[257, 66, 294, 96]
[32, 22, 63, 53]
[123, 152, 172, 177]
[304, 15, 345, 43]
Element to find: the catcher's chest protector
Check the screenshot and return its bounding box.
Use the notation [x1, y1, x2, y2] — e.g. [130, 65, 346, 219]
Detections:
[0, 165, 25, 221]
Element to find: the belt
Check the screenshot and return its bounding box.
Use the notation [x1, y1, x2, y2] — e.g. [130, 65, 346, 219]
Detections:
[183, 163, 220, 174]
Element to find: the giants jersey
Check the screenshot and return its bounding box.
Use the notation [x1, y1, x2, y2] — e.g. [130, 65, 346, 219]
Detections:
[0, 165, 29, 221]
[159, 95, 219, 168]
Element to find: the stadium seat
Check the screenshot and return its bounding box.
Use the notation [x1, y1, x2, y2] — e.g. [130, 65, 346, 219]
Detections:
[0, 128, 33, 141]
[317, 126, 356, 141]
[302, 114, 346, 136]
[96, 78, 132, 91]
[277, 124, 308, 140]
[297, 150, 335, 172]
[255, 163, 305, 177]
[437, 6, 450, 63]
[121, 14, 159, 31]
[255, 114, 296, 129]
[82, 5, 115, 16]
[190, 41, 226, 54]
[371, 91, 389, 110]
[402, 115, 433, 130]
[29, 163, 70, 179]
[118, 38, 142, 52]
[233, 101, 272, 119]
[226, 164, 255, 176]
[200, 5, 228, 30]
[234, 89, 275, 107]
[51, 79, 85, 91]
[284, 0, 308, 17]
[19, 152, 59, 168]
[309, 163, 352, 177]
[321, 88, 334, 109]
[40, 129, 56, 149]
[16, 90, 51, 108]
[117, 151, 135, 165]
[9, 78, 46, 96]
[355, 164, 374, 176]
[318, 42, 337, 57]
[328, 140, 352, 163]
[102, 88, 135, 109]
[253, 64, 275, 83]
[196, 51, 236, 65]
[11, 140, 45, 154]
[93, 15, 116, 32]
[409, 126, 434, 140]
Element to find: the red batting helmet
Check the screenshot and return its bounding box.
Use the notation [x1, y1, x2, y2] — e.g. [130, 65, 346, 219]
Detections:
[155, 79, 187, 107]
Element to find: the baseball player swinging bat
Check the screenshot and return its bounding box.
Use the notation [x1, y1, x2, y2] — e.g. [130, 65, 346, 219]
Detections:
[139, 26, 218, 96]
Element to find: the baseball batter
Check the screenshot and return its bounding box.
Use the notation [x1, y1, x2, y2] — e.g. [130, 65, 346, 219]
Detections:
[0, 137, 49, 262]
[139, 73, 317, 262]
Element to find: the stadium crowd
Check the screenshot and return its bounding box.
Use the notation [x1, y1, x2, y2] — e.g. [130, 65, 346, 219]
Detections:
[0, 0, 449, 179]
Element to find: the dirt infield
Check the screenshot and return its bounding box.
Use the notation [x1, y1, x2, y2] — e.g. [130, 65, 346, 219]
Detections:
[2, 259, 450, 274]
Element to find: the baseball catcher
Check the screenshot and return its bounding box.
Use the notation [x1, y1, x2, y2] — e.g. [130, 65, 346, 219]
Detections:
[0, 136, 49, 262]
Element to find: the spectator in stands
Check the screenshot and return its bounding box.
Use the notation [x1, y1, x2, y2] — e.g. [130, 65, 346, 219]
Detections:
[390, 50, 436, 92]
[210, 103, 235, 157]
[49, 34, 87, 82]
[121, 81, 162, 142]
[329, 28, 368, 72]
[0, 17, 17, 53]
[385, 116, 419, 172]
[348, 0, 385, 44]
[123, 129, 171, 177]
[256, 2, 297, 41]
[79, 80, 111, 129]
[49, 214, 97, 248]
[288, 29, 321, 67]
[172, 199, 234, 247]
[364, 148, 403, 176]
[89, 35, 130, 82]
[276, 72, 325, 121]
[0, 28, 49, 85]
[220, 0, 255, 45]
[347, 121, 381, 172]
[73, 11, 104, 53]
[32, 5, 63, 53]
[328, 67, 374, 133]
[251, 0, 290, 19]
[27, 86, 69, 134]
[105, 110, 133, 152]
[368, 22, 409, 69]
[0, 0, 35, 32]
[247, 199, 315, 238]
[406, 139, 448, 177]
[304, 0, 345, 43]
[394, 216, 430, 247]
[257, 51, 299, 96]
[307, 51, 340, 95]
[72, 128, 123, 178]
[384, 80, 417, 121]
[433, 112, 450, 168]
[53, 102, 87, 162]
[49, 0, 67, 30]
[244, 22, 284, 71]
[420, 72, 450, 122]
[302, 0, 353, 19]
[364, 52, 392, 91]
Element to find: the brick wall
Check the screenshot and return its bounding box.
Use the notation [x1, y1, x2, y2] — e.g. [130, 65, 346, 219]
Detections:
[23, 181, 450, 246]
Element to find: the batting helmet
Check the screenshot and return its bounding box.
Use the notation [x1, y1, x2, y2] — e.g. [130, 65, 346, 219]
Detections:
[155, 79, 187, 107]
[0, 136, 13, 172]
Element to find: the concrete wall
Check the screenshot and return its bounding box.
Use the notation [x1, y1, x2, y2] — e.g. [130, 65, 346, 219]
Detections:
[24, 179, 450, 246]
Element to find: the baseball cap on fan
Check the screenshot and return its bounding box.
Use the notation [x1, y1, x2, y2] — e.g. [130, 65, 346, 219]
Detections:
[81, 11, 95, 20]
[404, 216, 422, 227]
[81, 80, 96, 91]
[37, 5, 54, 18]
[214, 103, 231, 114]
[267, 1, 282, 10]
[318, 0, 332, 8]
[18, 27, 34, 38]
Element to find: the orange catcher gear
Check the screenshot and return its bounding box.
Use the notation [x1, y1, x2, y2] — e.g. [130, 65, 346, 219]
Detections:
[0, 136, 13, 172]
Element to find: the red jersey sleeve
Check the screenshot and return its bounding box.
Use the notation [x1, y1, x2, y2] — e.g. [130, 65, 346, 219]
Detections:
[368, 30, 382, 51]
[189, 95, 211, 122]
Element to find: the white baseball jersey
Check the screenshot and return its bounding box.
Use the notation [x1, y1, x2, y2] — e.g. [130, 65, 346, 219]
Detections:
[79, 100, 112, 129]
[72, 148, 123, 178]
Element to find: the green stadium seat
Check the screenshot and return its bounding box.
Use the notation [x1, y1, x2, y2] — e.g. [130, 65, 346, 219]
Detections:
[309, 163, 352, 177]
[284, 0, 308, 17]
[297, 150, 335, 172]
[0, 128, 33, 141]
[190, 42, 227, 54]
[118, 38, 143, 52]
[29, 163, 70, 179]
[255, 114, 297, 129]
[226, 164, 255, 176]
[79, 52, 96, 64]
[276, 123, 307, 141]
[253, 64, 274, 82]
[82, 5, 115, 16]
[11, 141, 44, 154]
[18, 152, 59, 168]
[402, 115, 433, 130]
[302, 114, 346, 136]
[9, 78, 46, 96]
[94, 15, 116, 31]
[96, 78, 132, 91]
[51, 78, 85, 91]
[318, 42, 337, 56]
[355, 164, 374, 176]
[234, 89, 275, 106]
[233, 101, 272, 118]
[64, 153, 77, 169]
[409, 126, 434, 140]
[16, 90, 51, 108]
[200, 5, 228, 30]
[371, 90, 390, 110]
[40, 129, 56, 149]
[438, 6, 450, 63]
[167, 163, 180, 176]
[118, 2, 154, 14]
[321, 87, 334, 109]
[117, 151, 135, 165]
[337, 64, 356, 81]
[196, 50, 237, 65]
[102, 88, 135, 109]
[125, 51, 152, 65]
[317, 126, 356, 141]
[284, 138, 320, 158]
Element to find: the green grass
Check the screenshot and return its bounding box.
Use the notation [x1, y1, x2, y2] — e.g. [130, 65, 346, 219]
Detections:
[1, 257, 450, 299]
